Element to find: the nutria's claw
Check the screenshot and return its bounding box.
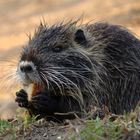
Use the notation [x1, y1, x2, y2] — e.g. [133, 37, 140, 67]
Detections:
[15, 89, 28, 108]
[16, 89, 28, 98]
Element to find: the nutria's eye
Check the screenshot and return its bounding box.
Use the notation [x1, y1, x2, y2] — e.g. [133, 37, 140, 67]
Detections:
[52, 45, 63, 52]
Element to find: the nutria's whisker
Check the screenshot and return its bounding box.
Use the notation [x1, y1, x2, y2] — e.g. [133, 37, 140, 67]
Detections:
[39, 72, 50, 89]
[0, 68, 20, 91]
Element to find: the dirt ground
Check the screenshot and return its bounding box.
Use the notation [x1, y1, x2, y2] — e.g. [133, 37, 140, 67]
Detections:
[0, 0, 140, 139]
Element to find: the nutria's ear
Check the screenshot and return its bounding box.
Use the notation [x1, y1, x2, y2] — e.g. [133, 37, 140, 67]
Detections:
[74, 29, 87, 45]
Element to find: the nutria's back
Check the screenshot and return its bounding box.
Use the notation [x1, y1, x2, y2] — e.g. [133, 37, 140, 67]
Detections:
[86, 23, 140, 114]
[15, 21, 140, 120]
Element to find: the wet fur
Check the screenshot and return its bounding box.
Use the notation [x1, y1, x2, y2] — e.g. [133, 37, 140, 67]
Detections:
[15, 21, 140, 121]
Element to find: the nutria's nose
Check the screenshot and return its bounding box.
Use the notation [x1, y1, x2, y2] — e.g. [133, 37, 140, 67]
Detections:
[20, 64, 33, 73]
[19, 61, 34, 73]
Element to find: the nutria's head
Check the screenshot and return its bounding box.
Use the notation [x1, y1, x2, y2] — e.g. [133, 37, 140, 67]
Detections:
[17, 22, 96, 103]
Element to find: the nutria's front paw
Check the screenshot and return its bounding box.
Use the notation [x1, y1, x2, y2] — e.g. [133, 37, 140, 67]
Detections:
[30, 93, 58, 113]
[15, 89, 29, 108]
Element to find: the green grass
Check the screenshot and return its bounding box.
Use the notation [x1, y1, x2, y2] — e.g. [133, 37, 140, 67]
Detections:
[0, 119, 16, 139]
[0, 107, 140, 140]
[0, 110, 37, 139]
[80, 118, 125, 140]
[71, 107, 140, 140]
[0, 119, 13, 134]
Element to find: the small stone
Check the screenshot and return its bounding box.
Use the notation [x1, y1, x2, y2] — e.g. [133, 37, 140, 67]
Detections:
[57, 136, 62, 140]
[43, 132, 48, 137]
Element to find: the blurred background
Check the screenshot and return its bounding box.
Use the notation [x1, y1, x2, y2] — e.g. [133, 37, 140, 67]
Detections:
[0, 0, 140, 119]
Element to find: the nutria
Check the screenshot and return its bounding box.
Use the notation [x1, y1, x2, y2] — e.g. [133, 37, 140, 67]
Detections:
[15, 21, 140, 121]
